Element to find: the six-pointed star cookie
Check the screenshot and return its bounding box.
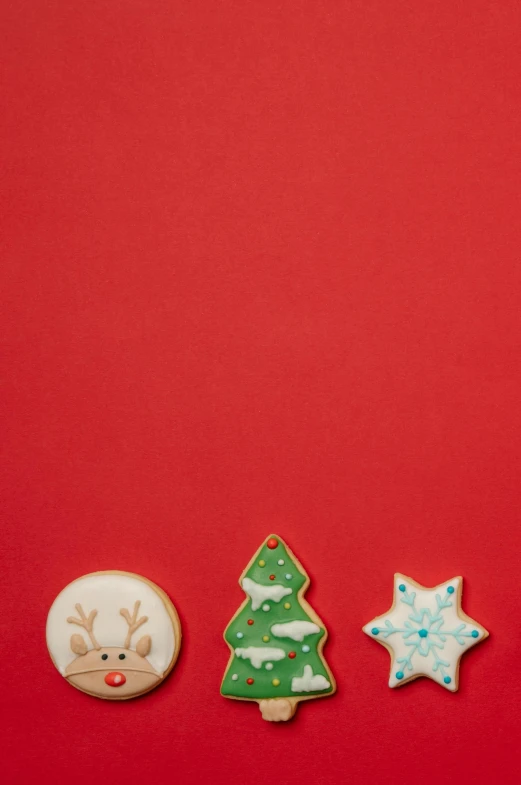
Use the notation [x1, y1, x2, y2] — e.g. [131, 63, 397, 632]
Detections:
[363, 574, 488, 691]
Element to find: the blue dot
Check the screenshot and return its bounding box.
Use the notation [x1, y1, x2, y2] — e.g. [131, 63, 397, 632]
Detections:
[396, 671, 404, 680]
[236, 632, 243, 639]
[471, 630, 479, 638]
[418, 628, 428, 638]
[371, 628, 379, 635]
[285, 573, 292, 580]
[302, 645, 310, 653]
[444, 676, 452, 684]
[398, 584, 406, 592]
[447, 586, 455, 594]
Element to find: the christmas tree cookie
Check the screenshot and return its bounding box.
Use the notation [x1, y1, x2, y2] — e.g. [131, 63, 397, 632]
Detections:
[221, 535, 335, 721]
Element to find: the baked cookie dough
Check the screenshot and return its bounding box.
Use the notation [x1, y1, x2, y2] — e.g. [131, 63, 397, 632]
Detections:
[221, 535, 335, 721]
[363, 573, 488, 691]
[46, 571, 181, 699]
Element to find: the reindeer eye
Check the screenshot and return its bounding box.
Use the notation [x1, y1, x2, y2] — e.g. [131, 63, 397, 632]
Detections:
[119, 653, 126, 660]
[101, 653, 108, 660]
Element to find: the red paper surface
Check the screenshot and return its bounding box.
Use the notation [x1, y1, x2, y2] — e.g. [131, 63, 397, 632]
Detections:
[2, 2, 520, 784]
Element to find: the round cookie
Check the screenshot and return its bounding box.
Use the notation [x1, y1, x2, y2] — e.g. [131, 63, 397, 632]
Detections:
[46, 571, 181, 700]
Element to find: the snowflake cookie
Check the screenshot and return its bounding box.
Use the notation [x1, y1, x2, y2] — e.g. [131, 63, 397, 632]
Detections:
[363, 574, 488, 691]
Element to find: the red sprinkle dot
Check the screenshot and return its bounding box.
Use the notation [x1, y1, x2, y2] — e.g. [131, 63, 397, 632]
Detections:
[267, 538, 278, 549]
[269, 574, 275, 580]
[288, 651, 296, 659]
[246, 678, 254, 685]
[247, 619, 254, 625]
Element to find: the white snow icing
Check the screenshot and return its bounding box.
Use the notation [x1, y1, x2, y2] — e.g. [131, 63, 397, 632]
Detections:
[291, 664, 331, 693]
[235, 647, 286, 669]
[241, 577, 292, 611]
[270, 620, 321, 641]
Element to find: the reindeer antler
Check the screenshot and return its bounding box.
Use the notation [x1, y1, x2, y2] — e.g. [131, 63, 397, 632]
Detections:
[120, 601, 148, 649]
[67, 604, 101, 650]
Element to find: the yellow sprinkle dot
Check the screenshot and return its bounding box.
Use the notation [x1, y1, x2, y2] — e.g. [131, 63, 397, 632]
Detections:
[284, 602, 291, 609]
[262, 635, 270, 642]
[272, 678, 280, 687]
[258, 559, 266, 567]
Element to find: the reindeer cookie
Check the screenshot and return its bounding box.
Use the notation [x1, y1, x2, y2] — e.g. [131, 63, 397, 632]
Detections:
[46, 571, 181, 700]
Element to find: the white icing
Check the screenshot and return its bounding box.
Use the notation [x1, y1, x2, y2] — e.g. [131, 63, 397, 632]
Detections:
[242, 577, 292, 611]
[363, 575, 487, 691]
[235, 647, 286, 669]
[46, 573, 177, 676]
[291, 664, 331, 692]
[270, 621, 321, 641]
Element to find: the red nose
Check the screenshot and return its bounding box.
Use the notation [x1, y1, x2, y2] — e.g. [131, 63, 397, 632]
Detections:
[104, 671, 126, 687]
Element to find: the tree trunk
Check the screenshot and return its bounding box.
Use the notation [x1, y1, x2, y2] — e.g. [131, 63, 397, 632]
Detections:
[258, 698, 297, 722]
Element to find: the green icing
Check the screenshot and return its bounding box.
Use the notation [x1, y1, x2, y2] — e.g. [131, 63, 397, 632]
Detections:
[221, 534, 334, 700]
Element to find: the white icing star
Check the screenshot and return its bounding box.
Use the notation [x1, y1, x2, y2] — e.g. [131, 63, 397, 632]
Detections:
[363, 574, 488, 691]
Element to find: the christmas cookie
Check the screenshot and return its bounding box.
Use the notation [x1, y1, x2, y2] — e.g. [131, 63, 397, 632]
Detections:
[46, 571, 181, 700]
[221, 535, 335, 721]
[363, 574, 488, 691]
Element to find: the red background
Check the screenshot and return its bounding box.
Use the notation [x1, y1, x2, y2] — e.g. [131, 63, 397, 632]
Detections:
[2, 2, 520, 784]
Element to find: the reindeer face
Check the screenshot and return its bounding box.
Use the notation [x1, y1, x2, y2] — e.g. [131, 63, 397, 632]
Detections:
[65, 644, 160, 699]
[64, 601, 161, 699]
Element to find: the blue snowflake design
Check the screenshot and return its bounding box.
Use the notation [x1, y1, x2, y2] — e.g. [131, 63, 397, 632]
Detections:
[371, 584, 480, 685]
